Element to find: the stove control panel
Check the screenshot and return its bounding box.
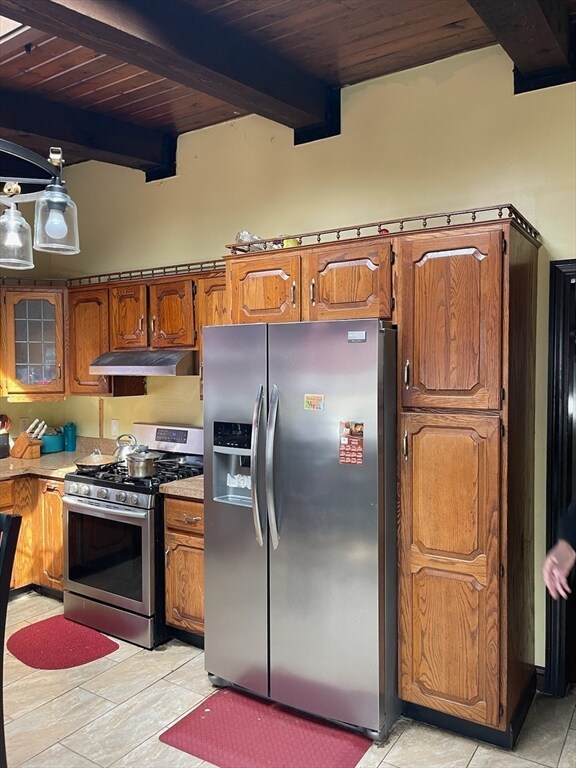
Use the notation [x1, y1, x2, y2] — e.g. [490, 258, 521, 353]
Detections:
[133, 422, 203, 455]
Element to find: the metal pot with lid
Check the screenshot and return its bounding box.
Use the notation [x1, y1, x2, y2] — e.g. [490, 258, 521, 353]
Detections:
[113, 433, 138, 463]
[125, 445, 163, 478]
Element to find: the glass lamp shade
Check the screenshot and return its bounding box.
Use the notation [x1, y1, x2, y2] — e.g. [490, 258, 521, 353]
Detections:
[34, 182, 80, 254]
[0, 206, 34, 269]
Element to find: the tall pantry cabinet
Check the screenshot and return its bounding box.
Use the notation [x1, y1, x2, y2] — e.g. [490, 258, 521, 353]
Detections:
[395, 221, 539, 746]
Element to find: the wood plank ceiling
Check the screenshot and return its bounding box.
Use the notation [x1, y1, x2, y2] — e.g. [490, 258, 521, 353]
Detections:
[0, 0, 574, 182]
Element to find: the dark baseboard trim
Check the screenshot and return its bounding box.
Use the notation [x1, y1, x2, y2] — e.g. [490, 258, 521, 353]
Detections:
[169, 625, 204, 650]
[402, 671, 536, 750]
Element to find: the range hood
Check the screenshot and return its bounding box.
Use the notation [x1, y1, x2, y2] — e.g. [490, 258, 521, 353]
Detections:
[89, 350, 199, 376]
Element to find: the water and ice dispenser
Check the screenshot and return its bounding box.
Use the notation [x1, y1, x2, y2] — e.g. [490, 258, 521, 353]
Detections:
[212, 421, 253, 507]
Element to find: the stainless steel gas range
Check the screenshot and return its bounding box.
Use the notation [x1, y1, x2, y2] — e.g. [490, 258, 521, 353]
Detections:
[62, 423, 203, 649]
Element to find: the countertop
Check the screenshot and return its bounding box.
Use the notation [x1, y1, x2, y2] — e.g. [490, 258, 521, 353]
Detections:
[159, 475, 204, 501]
[0, 450, 205, 501]
[0, 451, 90, 480]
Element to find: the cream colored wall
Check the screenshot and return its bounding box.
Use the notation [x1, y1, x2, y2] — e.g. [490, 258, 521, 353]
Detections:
[2, 45, 574, 666]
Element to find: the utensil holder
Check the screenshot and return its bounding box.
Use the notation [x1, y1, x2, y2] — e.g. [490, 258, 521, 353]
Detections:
[10, 432, 41, 459]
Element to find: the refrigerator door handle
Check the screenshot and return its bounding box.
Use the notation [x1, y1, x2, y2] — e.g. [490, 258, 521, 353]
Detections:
[251, 385, 265, 547]
[266, 383, 280, 550]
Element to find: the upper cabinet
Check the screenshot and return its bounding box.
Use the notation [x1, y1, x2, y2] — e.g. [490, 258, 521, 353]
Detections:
[68, 286, 146, 397]
[397, 227, 503, 410]
[110, 278, 195, 350]
[68, 287, 110, 395]
[228, 251, 300, 324]
[304, 239, 392, 321]
[1, 288, 66, 398]
[109, 282, 148, 349]
[227, 238, 393, 324]
[194, 271, 228, 359]
[149, 279, 195, 348]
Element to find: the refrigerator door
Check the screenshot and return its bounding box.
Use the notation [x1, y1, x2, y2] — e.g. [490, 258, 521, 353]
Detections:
[203, 323, 269, 696]
[267, 319, 394, 732]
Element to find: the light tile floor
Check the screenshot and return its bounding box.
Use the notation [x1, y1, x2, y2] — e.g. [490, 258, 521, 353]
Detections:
[3, 593, 575, 768]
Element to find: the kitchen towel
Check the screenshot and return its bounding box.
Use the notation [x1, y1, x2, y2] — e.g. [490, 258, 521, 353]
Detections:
[7, 615, 119, 669]
[159, 688, 372, 768]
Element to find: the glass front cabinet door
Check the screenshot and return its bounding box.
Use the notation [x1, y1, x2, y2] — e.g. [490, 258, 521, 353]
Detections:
[3, 290, 65, 395]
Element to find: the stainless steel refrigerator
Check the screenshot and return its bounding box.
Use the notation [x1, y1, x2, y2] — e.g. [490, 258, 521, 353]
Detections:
[203, 319, 399, 740]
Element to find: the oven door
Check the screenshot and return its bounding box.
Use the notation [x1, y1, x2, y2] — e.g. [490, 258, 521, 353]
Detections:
[63, 494, 154, 616]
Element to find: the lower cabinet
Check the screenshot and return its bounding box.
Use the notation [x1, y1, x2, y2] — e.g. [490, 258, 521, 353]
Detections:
[164, 496, 204, 635]
[35, 479, 64, 592]
[398, 412, 501, 725]
[0, 477, 35, 589]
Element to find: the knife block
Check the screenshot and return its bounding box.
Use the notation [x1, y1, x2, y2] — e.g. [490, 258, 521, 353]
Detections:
[10, 432, 41, 459]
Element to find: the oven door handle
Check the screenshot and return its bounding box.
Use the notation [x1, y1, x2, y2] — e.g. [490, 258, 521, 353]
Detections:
[62, 495, 148, 520]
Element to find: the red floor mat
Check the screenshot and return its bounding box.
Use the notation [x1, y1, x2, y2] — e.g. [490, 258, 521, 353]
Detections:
[160, 688, 371, 768]
[7, 615, 119, 669]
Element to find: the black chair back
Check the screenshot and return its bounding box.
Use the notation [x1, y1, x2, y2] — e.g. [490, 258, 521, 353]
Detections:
[0, 514, 22, 768]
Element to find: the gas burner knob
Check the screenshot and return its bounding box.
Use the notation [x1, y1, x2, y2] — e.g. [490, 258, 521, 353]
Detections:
[116, 490, 127, 503]
[80, 484, 90, 496]
[129, 493, 139, 506]
[97, 488, 108, 500]
[68, 482, 78, 494]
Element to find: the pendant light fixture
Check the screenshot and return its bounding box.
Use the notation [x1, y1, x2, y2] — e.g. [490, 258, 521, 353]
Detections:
[0, 203, 34, 269]
[0, 140, 80, 270]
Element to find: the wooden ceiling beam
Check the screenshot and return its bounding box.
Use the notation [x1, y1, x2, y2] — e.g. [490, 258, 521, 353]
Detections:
[0, 87, 177, 180]
[0, 0, 340, 136]
[466, 0, 575, 91]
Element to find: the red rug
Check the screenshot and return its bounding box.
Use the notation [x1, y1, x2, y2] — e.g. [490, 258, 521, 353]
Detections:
[160, 688, 371, 768]
[7, 615, 119, 669]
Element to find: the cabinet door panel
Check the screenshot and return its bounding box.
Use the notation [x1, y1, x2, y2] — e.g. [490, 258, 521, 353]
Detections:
[149, 280, 195, 347]
[228, 253, 300, 324]
[195, 273, 228, 359]
[10, 477, 34, 589]
[303, 239, 392, 321]
[110, 283, 147, 349]
[69, 288, 110, 394]
[37, 480, 64, 591]
[399, 228, 502, 409]
[165, 530, 204, 634]
[399, 412, 501, 726]
[4, 292, 65, 394]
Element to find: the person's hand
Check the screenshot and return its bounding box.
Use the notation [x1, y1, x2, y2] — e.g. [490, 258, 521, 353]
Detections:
[543, 540, 576, 599]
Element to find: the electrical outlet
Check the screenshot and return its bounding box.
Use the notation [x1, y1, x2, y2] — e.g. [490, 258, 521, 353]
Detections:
[111, 419, 119, 436]
[19, 417, 31, 432]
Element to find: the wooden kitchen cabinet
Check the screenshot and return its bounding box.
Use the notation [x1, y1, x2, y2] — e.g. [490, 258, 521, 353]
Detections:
[68, 287, 111, 395]
[68, 286, 146, 397]
[110, 278, 195, 350]
[396, 220, 539, 744]
[397, 227, 502, 410]
[0, 477, 35, 589]
[109, 282, 148, 349]
[227, 238, 392, 324]
[34, 478, 64, 592]
[194, 270, 229, 359]
[399, 412, 501, 725]
[164, 497, 205, 635]
[1, 288, 66, 398]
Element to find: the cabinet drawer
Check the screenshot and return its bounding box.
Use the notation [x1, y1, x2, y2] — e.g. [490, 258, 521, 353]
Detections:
[164, 498, 204, 534]
[0, 480, 14, 509]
